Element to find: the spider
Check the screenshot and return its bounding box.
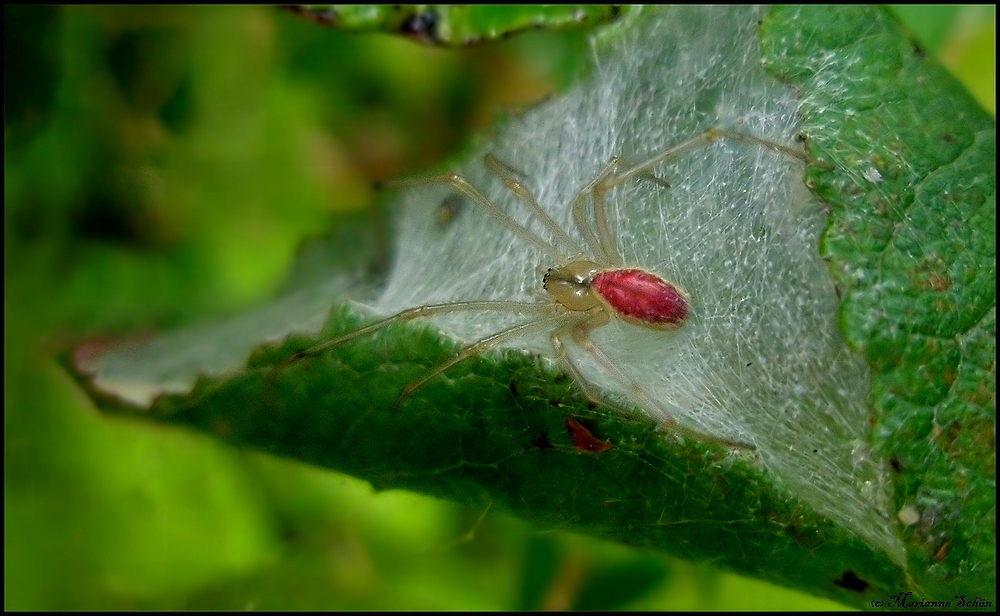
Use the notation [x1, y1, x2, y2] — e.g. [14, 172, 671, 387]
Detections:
[283, 127, 814, 450]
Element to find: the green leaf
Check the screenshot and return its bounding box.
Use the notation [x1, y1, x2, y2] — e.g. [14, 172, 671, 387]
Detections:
[286, 5, 622, 46]
[72, 5, 995, 609]
[762, 5, 995, 605]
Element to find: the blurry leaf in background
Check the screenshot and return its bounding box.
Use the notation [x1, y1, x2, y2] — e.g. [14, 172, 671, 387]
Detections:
[890, 4, 995, 115]
[285, 5, 620, 47]
[516, 534, 671, 611]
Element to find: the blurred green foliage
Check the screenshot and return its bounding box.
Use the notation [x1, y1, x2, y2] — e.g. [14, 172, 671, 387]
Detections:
[890, 5, 995, 115]
[4, 5, 993, 610]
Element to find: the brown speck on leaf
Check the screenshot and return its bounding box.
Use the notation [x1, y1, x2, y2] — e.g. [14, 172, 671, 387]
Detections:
[934, 420, 961, 451]
[508, 378, 519, 397]
[566, 418, 612, 453]
[927, 272, 951, 292]
[934, 540, 951, 561]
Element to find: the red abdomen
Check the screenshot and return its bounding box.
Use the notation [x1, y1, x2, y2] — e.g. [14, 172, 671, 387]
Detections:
[592, 269, 688, 327]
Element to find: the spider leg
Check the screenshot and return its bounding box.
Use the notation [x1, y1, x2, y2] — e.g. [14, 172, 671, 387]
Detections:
[569, 128, 817, 269]
[392, 309, 570, 411]
[563, 310, 756, 451]
[396, 171, 569, 263]
[589, 172, 623, 267]
[275, 300, 555, 376]
[484, 154, 586, 259]
[570, 158, 620, 265]
[551, 310, 631, 413]
[612, 127, 814, 190]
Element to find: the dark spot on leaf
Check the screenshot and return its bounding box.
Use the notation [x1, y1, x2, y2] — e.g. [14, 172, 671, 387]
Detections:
[566, 418, 612, 453]
[911, 40, 927, 58]
[889, 457, 903, 472]
[833, 570, 870, 592]
[783, 520, 822, 549]
[934, 540, 951, 561]
[401, 9, 439, 44]
[532, 431, 553, 450]
[941, 132, 957, 144]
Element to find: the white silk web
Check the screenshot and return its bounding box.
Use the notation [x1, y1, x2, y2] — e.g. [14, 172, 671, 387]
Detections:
[373, 6, 904, 565]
